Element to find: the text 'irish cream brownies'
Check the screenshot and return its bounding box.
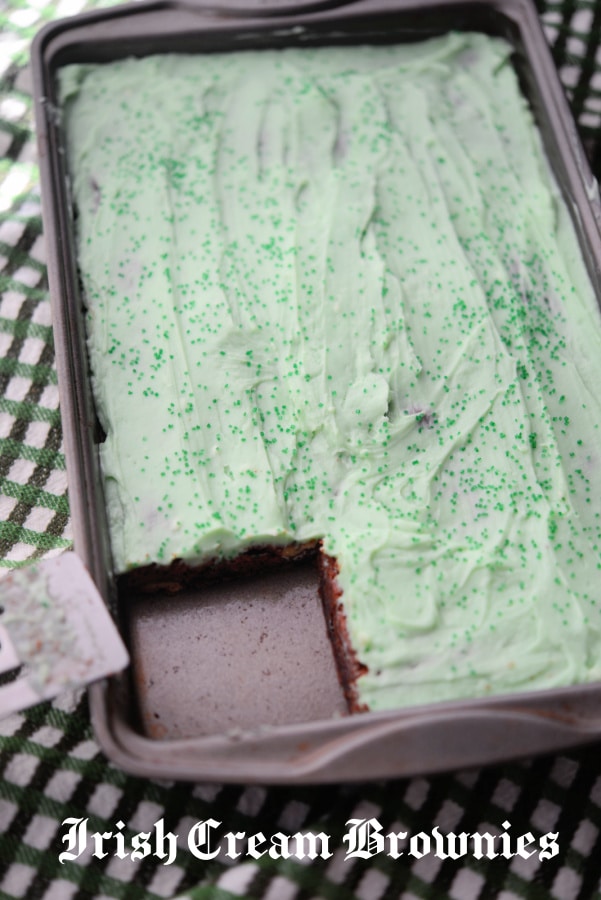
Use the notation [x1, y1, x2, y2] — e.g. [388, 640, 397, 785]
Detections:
[59, 33, 601, 713]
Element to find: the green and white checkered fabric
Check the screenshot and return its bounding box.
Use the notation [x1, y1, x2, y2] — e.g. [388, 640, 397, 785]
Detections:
[0, 214, 71, 568]
[0, 0, 70, 569]
[4, 1, 601, 898]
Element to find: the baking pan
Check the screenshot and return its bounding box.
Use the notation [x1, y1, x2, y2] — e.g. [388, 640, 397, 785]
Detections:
[31, 0, 601, 783]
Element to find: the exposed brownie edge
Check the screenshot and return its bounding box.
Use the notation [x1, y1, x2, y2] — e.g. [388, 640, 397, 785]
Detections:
[117, 539, 320, 594]
[318, 551, 369, 715]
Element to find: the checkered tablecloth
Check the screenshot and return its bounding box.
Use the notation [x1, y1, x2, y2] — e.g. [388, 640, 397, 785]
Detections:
[3, 1, 601, 898]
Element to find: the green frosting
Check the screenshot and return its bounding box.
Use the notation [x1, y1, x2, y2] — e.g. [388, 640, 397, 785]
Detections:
[60, 33, 601, 711]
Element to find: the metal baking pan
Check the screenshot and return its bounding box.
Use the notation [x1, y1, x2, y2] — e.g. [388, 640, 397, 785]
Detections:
[31, 0, 601, 783]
